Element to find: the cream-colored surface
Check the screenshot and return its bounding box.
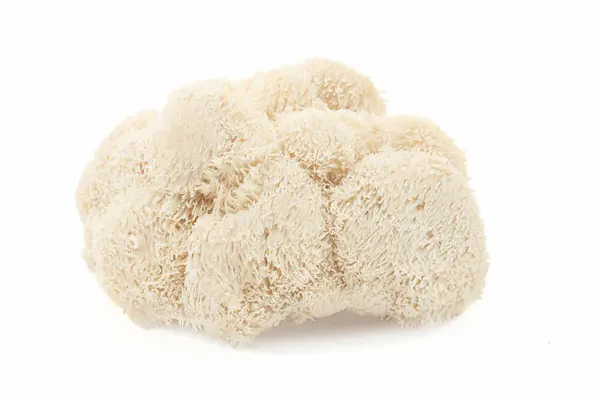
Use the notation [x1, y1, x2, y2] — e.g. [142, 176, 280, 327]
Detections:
[76, 59, 488, 344]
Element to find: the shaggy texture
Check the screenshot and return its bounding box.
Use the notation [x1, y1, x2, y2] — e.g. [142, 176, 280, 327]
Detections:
[76, 59, 488, 343]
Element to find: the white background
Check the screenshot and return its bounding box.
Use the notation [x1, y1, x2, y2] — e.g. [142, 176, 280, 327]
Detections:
[1, 1, 598, 398]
